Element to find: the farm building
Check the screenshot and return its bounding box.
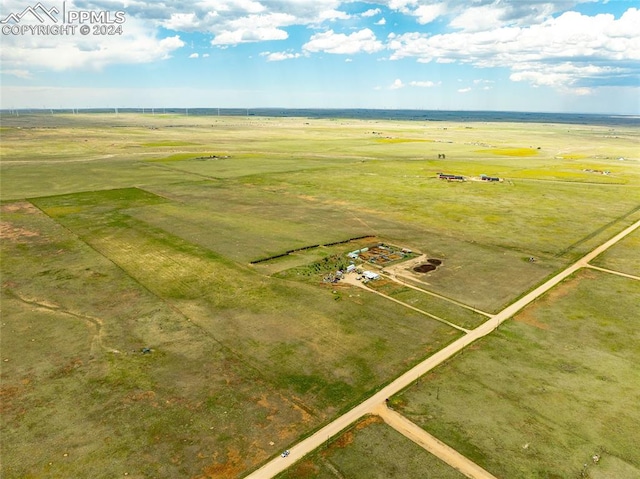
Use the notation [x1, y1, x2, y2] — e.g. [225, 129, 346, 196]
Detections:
[348, 247, 369, 259]
[438, 173, 465, 181]
[480, 174, 501, 182]
[363, 271, 380, 280]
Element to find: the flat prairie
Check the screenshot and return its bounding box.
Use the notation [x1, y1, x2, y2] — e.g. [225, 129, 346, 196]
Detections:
[1, 113, 638, 478]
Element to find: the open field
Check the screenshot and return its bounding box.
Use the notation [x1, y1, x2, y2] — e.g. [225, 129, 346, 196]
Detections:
[590, 228, 640, 277]
[2, 187, 461, 478]
[366, 278, 488, 330]
[392, 269, 640, 478]
[275, 416, 467, 479]
[1, 112, 639, 478]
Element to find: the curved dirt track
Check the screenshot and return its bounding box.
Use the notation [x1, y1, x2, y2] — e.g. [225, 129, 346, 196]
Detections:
[245, 218, 640, 479]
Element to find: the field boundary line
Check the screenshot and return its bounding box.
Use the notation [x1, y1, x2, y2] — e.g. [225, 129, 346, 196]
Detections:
[343, 274, 470, 333]
[383, 272, 494, 318]
[555, 203, 640, 258]
[586, 265, 640, 281]
[374, 404, 498, 479]
[148, 161, 224, 181]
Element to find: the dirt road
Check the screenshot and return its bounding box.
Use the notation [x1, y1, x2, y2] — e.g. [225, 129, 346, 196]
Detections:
[341, 274, 469, 332]
[374, 404, 498, 479]
[244, 218, 640, 479]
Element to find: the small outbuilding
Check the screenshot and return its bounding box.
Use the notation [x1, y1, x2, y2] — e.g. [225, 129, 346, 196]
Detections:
[363, 271, 380, 280]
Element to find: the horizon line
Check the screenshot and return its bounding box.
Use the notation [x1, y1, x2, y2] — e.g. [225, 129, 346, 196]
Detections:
[1, 107, 638, 117]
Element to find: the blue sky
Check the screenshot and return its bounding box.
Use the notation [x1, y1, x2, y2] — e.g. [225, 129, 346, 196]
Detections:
[1, 0, 639, 113]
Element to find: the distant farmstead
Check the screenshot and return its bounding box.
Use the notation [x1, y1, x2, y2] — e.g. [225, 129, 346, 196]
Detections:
[480, 174, 502, 182]
[438, 173, 465, 181]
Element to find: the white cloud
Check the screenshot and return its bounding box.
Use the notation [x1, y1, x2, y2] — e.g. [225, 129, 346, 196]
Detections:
[387, 0, 419, 13]
[362, 8, 381, 18]
[0, 13, 185, 72]
[509, 63, 625, 90]
[260, 50, 303, 61]
[163, 12, 204, 31]
[414, 3, 446, 25]
[375, 17, 387, 25]
[345, 58, 353, 62]
[194, 0, 266, 15]
[203, 53, 210, 58]
[211, 12, 295, 45]
[388, 8, 640, 91]
[189, 53, 199, 58]
[458, 87, 471, 93]
[410, 80, 440, 87]
[2, 69, 32, 79]
[448, 4, 505, 32]
[317, 9, 351, 21]
[303, 28, 384, 55]
[573, 87, 594, 96]
[387, 0, 583, 30]
[390, 78, 405, 89]
[156, 0, 352, 46]
[473, 79, 494, 85]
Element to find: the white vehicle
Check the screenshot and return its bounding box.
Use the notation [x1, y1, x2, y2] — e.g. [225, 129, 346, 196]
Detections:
[281, 450, 290, 458]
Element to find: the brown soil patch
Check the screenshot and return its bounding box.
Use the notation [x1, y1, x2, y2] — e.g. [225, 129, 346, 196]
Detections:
[123, 390, 157, 404]
[0, 201, 39, 214]
[333, 430, 354, 449]
[49, 358, 84, 379]
[0, 385, 22, 414]
[287, 395, 314, 424]
[355, 415, 383, 429]
[516, 268, 596, 330]
[0, 221, 40, 242]
[514, 309, 550, 330]
[414, 264, 436, 273]
[256, 393, 278, 423]
[275, 394, 315, 441]
[197, 449, 245, 479]
[0, 374, 33, 418]
[427, 258, 442, 266]
[289, 460, 320, 478]
[518, 269, 597, 328]
[330, 416, 384, 451]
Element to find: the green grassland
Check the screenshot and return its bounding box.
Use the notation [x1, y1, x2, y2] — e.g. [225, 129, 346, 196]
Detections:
[1, 113, 639, 478]
[366, 279, 489, 329]
[2, 185, 461, 478]
[276, 417, 467, 479]
[590, 228, 640, 277]
[392, 269, 640, 478]
[125, 182, 373, 263]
